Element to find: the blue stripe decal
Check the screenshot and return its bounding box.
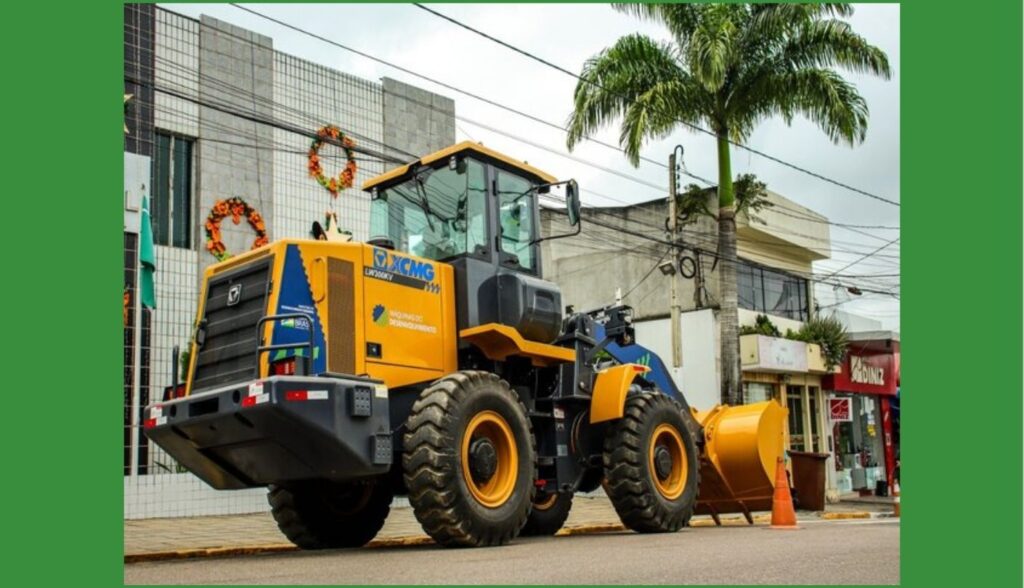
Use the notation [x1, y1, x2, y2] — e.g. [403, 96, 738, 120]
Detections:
[271, 245, 327, 374]
[593, 323, 684, 404]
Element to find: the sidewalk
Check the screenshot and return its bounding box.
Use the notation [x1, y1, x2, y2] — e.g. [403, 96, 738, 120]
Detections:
[125, 494, 894, 562]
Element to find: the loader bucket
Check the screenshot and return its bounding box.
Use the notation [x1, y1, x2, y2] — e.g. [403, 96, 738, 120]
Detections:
[693, 401, 787, 522]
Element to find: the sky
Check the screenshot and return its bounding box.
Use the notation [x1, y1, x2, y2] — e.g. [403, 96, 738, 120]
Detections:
[162, 3, 901, 330]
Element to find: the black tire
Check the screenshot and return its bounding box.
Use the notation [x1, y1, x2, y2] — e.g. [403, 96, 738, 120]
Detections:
[268, 480, 392, 549]
[403, 371, 536, 547]
[603, 392, 699, 533]
[520, 491, 573, 536]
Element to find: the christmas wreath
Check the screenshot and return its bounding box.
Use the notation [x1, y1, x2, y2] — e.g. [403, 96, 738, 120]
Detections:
[123, 286, 131, 327]
[308, 125, 357, 197]
[204, 197, 268, 261]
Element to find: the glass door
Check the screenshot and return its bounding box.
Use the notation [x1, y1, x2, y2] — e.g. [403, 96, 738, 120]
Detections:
[808, 386, 821, 452]
[786, 385, 806, 452]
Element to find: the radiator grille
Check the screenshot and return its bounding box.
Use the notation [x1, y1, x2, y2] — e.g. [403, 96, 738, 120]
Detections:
[192, 257, 273, 392]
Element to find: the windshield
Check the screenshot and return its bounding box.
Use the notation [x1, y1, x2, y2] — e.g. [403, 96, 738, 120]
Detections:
[370, 158, 487, 261]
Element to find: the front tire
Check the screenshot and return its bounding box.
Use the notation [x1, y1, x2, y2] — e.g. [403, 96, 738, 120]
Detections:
[403, 371, 536, 547]
[268, 480, 392, 549]
[604, 392, 699, 533]
[520, 491, 573, 536]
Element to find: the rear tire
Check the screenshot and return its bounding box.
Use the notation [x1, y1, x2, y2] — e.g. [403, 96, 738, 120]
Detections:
[403, 371, 536, 547]
[603, 392, 698, 533]
[268, 480, 392, 549]
[520, 491, 573, 536]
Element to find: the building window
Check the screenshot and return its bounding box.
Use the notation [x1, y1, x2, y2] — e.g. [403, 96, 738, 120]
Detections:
[152, 131, 194, 248]
[737, 260, 809, 321]
[743, 382, 775, 404]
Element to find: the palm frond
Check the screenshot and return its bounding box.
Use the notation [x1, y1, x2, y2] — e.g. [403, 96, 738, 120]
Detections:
[757, 68, 871, 145]
[611, 3, 703, 49]
[685, 4, 741, 91]
[784, 18, 892, 78]
[566, 34, 693, 153]
[618, 80, 702, 165]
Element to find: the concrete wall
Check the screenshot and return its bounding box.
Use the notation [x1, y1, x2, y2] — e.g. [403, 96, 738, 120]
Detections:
[541, 188, 828, 326]
[271, 53, 385, 242]
[540, 196, 716, 318]
[154, 9, 199, 138]
[634, 309, 721, 411]
[382, 77, 455, 163]
[737, 190, 830, 268]
[830, 309, 884, 332]
[197, 16, 275, 274]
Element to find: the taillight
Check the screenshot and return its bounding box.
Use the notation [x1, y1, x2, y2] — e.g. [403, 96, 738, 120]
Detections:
[272, 357, 296, 376]
[242, 394, 269, 407]
[286, 390, 329, 402]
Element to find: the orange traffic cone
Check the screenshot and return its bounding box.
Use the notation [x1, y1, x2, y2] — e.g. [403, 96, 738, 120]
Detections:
[769, 456, 799, 529]
[892, 481, 900, 518]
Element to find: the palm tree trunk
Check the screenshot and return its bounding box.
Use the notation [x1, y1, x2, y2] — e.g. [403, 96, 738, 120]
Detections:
[716, 133, 741, 406]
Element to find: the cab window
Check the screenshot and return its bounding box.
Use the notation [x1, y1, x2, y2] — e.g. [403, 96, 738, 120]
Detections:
[496, 169, 536, 272]
[370, 158, 488, 261]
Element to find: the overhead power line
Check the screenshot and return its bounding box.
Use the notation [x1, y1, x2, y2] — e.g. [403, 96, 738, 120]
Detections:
[818, 237, 901, 280]
[224, 4, 900, 239]
[141, 59, 901, 286]
[140, 8, 898, 297]
[412, 3, 899, 208]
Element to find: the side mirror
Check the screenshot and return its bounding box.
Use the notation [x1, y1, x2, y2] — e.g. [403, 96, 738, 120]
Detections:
[566, 180, 581, 226]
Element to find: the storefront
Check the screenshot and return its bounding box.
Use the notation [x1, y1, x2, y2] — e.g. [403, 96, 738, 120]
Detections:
[740, 334, 832, 475]
[823, 333, 900, 497]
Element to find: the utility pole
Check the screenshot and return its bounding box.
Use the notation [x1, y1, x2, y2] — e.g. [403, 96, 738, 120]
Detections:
[668, 148, 682, 369]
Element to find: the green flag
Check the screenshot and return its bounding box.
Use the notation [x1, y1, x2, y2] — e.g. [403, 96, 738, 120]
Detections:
[139, 194, 157, 309]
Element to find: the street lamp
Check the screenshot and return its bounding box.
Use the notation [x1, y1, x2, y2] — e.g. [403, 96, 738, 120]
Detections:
[658, 261, 677, 276]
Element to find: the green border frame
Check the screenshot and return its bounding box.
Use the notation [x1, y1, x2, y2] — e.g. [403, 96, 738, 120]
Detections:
[2, 1, 1020, 586]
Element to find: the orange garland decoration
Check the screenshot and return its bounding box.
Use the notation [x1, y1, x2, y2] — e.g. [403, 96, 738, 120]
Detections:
[308, 125, 357, 198]
[204, 197, 268, 261]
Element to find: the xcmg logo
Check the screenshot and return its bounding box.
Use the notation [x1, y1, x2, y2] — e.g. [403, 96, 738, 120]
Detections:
[372, 248, 435, 282]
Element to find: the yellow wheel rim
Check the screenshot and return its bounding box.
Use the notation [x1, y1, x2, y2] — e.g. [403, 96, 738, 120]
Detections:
[533, 492, 558, 511]
[461, 410, 518, 508]
[649, 423, 688, 500]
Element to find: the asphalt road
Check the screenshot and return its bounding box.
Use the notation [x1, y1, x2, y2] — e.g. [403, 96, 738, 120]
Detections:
[125, 519, 899, 585]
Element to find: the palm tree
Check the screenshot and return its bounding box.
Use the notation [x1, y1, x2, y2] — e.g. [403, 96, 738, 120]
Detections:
[566, 3, 890, 406]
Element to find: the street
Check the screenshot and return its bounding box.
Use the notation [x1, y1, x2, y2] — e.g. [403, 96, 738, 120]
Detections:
[125, 518, 899, 585]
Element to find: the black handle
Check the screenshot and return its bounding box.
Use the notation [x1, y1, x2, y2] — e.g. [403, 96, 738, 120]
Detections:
[255, 313, 316, 377]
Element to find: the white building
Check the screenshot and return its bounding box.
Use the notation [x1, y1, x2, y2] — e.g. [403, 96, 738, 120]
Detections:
[123, 5, 454, 518]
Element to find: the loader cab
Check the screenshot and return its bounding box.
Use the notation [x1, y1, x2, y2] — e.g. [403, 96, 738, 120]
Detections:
[364, 142, 580, 343]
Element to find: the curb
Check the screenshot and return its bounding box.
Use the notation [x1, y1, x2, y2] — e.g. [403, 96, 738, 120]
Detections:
[820, 511, 893, 520]
[125, 524, 631, 564]
[125, 511, 894, 564]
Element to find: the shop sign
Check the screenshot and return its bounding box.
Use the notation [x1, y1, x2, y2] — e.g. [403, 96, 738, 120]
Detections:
[744, 335, 808, 372]
[851, 356, 885, 386]
[830, 397, 852, 422]
[823, 352, 898, 395]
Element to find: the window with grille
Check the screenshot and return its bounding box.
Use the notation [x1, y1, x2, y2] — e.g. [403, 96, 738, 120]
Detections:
[151, 131, 194, 248]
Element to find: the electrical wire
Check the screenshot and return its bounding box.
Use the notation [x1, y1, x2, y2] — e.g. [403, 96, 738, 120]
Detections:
[621, 248, 671, 300]
[411, 3, 899, 207]
[133, 10, 899, 298]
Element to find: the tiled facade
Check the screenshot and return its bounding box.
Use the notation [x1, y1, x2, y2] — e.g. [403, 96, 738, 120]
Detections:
[123, 6, 455, 518]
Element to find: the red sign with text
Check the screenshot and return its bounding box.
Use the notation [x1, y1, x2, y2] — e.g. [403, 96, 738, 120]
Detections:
[829, 397, 852, 422]
[823, 351, 898, 395]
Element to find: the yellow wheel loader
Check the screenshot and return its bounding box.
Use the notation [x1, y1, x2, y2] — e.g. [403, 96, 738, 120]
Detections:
[144, 142, 786, 548]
